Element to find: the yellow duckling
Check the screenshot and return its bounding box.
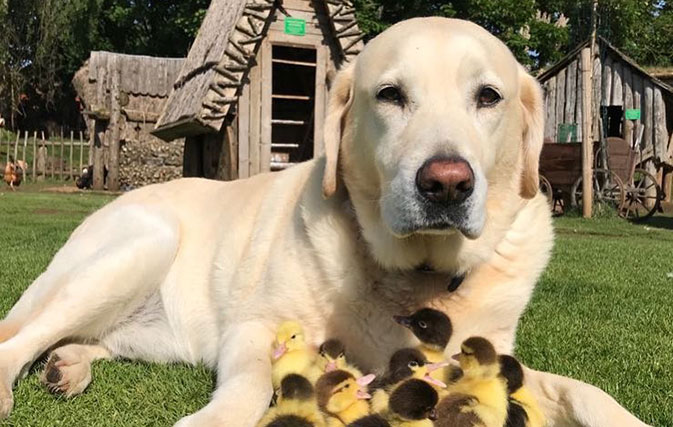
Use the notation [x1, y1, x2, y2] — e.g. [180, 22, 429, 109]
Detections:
[393, 308, 459, 388]
[347, 414, 391, 426]
[316, 338, 364, 378]
[271, 320, 316, 390]
[370, 348, 448, 414]
[499, 355, 545, 427]
[316, 369, 376, 426]
[384, 378, 439, 427]
[258, 373, 326, 427]
[379, 348, 449, 389]
[434, 337, 508, 427]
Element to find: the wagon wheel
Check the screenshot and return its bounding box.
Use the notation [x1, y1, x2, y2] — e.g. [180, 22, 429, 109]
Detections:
[620, 168, 662, 221]
[571, 168, 626, 214]
[539, 175, 553, 208]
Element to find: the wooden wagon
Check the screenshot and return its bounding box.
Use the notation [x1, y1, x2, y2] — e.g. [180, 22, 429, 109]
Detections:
[539, 138, 663, 220]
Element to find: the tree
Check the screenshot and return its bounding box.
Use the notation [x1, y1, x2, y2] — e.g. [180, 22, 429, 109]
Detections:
[352, 0, 569, 69]
[0, 0, 209, 132]
[353, 0, 673, 71]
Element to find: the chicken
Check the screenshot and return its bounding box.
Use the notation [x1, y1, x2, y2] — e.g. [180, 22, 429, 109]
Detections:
[4, 156, 25, 190]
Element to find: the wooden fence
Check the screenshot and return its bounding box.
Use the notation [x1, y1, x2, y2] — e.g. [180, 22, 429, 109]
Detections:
[1, 131, 89, 181]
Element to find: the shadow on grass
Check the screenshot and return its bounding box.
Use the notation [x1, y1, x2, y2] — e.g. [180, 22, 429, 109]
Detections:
[637, 215, 673, 231]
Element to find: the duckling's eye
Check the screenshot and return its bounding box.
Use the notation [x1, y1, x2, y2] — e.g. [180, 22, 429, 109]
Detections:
[418, 321, 428, 329]
[291, 334, 296, 340]
[477, 86, 502, 107]
[376, 85, 405, 105]
[408, 361, 419, 368]
[344, 384, 350, 389]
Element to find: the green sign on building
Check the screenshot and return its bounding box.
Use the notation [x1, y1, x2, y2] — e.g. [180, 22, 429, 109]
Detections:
[558, 123, 578, 143]
[284, 17, 306, 36]
[625, 109, 641, 120]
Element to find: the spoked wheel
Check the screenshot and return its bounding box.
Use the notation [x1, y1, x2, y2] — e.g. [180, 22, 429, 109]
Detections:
[539, 175, 553, 209]
[571, 168, 626, 214]
[620, 168, 662, 221]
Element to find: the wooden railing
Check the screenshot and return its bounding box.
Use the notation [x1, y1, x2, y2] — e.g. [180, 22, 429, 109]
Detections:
[2, 131, 90, 181]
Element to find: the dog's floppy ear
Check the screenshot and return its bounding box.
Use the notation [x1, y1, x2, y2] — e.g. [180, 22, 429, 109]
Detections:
[518, 68, 545, 199]
[322, 62, 355, 199]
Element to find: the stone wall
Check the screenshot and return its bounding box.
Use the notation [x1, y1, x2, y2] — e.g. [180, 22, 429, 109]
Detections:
[119, 135, 184, 190]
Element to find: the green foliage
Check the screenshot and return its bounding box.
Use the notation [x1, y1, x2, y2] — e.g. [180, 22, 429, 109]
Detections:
[354, 0, 673, 71]
[0, 0, 209, 130]
[352, 0, 568, 69]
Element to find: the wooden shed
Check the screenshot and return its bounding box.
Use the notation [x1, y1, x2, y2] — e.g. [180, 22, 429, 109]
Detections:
[538, 36, 673, 197]
[73, 52, 185, 190]
[153, 0, 364, 180]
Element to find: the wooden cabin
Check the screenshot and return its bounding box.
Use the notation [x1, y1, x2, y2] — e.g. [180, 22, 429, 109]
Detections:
[538, 37, 673, 198]
[153, 0, 364, 180]
[73, 52, 185, 190]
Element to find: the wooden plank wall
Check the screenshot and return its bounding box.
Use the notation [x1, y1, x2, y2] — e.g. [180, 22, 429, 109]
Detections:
[541, 48, 670, 174]
[232, 0, 334, 177]
[543, 60, 585, 143]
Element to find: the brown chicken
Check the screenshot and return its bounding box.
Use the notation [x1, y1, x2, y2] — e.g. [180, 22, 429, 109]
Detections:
[4, 156, 26, 190]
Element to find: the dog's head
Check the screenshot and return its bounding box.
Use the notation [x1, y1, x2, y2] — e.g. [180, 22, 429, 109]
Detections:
[322, 18, 544, 271]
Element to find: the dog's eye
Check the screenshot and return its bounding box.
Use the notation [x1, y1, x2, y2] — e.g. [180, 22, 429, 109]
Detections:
[376, 85, 404, 105]
[477, 86, 502, 107]
[418, 320, 427, 329]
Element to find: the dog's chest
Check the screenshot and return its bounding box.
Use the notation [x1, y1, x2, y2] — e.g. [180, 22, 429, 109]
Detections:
[317, 269, 461, 371]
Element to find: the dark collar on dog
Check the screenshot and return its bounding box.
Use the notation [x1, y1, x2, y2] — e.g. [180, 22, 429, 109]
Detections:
[414, 264, 466, 292]
[448, 273, 466, 292]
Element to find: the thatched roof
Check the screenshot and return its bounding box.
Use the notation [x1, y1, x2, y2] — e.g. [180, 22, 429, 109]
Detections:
[153, 0, 364, 141]
[538, 36, 673, 97]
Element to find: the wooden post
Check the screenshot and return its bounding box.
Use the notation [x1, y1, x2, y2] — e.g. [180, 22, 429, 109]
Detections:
[59, 137, 65, 179]
[49, 134, 55, 179]
[107, 56, 122, 191]
[79, 131, 84, 172]
[32, 131, 37, 180]
[13, 132, 19, 161]
[4, 131, 8, 163]
[581, 47, 593, 218]
[41, 131, 46, 178]
[21, 131, 27, 163]
[260, 39, 272, 172]
[69, 131, 74, 179]
[93, 120, 105, 190]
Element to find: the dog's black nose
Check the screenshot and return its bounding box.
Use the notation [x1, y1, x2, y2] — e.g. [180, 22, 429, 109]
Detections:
[416, 156, 474, 203]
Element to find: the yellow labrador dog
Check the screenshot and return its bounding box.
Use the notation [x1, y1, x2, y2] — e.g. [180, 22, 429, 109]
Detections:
[0, 18, 647, 426]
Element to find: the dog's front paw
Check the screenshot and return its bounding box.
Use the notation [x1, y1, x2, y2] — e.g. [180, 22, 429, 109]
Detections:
[0, 378, 13, 419]
[40, 349, 92, 397]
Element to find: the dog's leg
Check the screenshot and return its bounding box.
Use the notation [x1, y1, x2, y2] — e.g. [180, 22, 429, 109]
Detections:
[174, 321, 274, 427]
[523, 366, 651, 427]
[40, 343, 111, 397]
[0, 206, 179, 418]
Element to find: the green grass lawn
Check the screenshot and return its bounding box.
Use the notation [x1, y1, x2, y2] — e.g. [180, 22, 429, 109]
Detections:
[0, 189, 671, 426]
